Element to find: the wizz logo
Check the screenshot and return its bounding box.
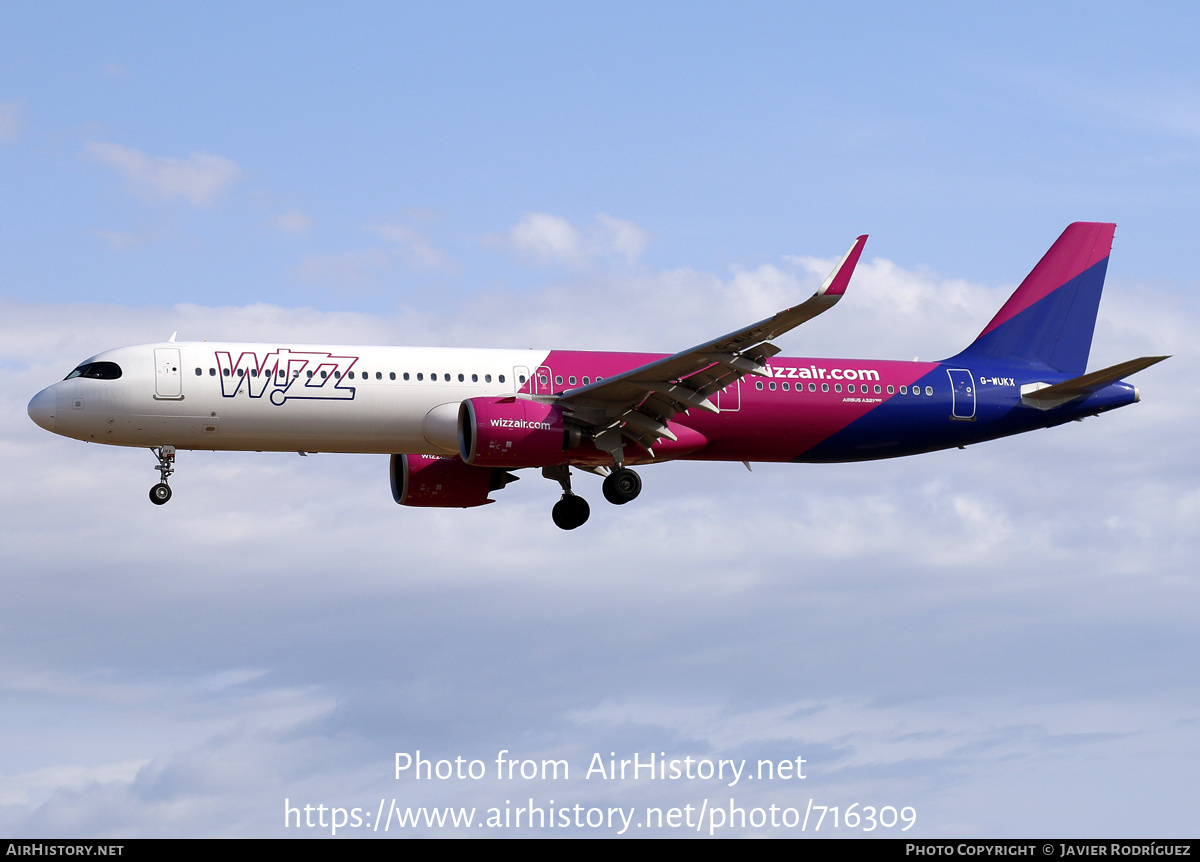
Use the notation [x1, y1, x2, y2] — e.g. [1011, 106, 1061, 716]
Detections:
[215, 349, 359, 405]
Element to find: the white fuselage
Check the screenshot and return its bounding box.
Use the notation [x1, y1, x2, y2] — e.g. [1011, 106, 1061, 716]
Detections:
[33, 342, 556, 454]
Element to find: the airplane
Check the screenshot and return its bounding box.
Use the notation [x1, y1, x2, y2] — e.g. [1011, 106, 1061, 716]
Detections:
[27, 222, 1167, 530]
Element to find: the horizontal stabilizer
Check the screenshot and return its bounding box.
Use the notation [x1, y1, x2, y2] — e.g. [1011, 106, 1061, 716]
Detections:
[1020, 355, 1168, 410]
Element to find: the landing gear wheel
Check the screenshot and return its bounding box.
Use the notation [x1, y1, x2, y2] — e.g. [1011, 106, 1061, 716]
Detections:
[552, 494, 590, 530]
[602, 467, 642, 505]
[149, 446, 176, 505]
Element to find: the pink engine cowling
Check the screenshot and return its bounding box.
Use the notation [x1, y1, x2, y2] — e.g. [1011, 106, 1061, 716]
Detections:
[390, 453, 516, 508]
[458, 397, 570, 468]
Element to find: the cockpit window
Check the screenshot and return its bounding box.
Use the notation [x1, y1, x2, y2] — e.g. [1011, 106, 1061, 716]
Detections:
[64, 361, 122, 381]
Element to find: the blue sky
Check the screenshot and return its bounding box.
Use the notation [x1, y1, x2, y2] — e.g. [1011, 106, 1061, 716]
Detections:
[5, 3, 1199, 312]
[1, 2, 1197, 837]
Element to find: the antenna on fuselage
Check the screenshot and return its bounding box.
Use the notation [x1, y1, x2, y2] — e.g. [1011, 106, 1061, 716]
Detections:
[168, 331, 177, 343]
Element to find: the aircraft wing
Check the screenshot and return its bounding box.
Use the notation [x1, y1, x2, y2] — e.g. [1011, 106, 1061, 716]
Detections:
[552, 235, 868, 458]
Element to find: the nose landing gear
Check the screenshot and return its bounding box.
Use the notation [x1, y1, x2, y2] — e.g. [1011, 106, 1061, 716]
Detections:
[149, 445, 176, 505]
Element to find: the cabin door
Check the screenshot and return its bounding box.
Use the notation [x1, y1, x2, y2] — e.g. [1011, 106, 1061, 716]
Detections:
[946, 368, 976, 420]
[154, 348, 183, 399]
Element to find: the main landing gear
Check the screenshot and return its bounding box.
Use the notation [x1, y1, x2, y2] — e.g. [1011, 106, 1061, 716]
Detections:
[544, 464, 642, 530]
[552, 494, 590, 531]
[149, 445, 176, 505]
[544, 465, 589, 530]
[601, 467, 642, 505]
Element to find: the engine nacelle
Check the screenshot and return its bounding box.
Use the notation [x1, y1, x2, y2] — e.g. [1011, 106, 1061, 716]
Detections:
[390, 453, 516, 508]
[459, 396, 573, 468]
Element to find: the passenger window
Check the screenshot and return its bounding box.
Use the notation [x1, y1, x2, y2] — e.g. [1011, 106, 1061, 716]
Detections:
[756, 381, 763, 390]
[485, 374, 492, 383]
[809, 383, 816, 392]
[471, 374, 478, 382]
[320, 371, 327, 379]
[307, 370, 313, 378]
[458, 373, 465, 382]
[875, 385, 881, 394]
[583, 377, 590, 385]
[539, 375, 547, 385]
[555, 376, 563, 385]
[417, 373, 423, 381]
[519, 375, 526, 383]
[569, 376, 576, 385]
[821, 383, 829, 392]
[769, 381, 776, 391]
[223, 368, 230, 377]
[834, 384, 842, 392]
[444, 373, 450, 382]
[782, 382, 789, 391]
[499, 374, 505, 383]
[900, 385, 907, 394]
[194, 367, 202, 376]
[887, 385, 894, 394]
[210, 368, 216, 376]
[389, 372, 396, 380]
[925, 386, 933, 395]
[846, 384, 854, 393]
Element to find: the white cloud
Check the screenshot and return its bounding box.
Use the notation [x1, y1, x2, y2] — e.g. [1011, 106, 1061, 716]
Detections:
[370, 223, 449, 270]
[503, 212, 585, 264]
[92, 229, 147, 251]
[495, 212, 651, 267]
[0, 101, 26, 143]
[293, 249, 390, 289]
[273, 211, 313, 236]
[85, 141, 243, 205]
[595, 212, 650, 263]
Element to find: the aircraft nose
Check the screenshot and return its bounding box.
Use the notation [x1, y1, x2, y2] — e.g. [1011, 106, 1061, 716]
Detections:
[27, 387, 57, 432]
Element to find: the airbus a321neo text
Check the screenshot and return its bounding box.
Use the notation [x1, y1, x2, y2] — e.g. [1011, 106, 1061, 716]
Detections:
[28, 223, 1166, 529]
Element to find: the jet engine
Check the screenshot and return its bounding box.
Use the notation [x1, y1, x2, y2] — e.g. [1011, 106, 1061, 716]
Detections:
[458, 397, 580, 467]
[390, 453, 517, 508]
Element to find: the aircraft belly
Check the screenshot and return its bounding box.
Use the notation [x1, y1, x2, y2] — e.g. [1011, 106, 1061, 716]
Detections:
[135, 383, 499, 454]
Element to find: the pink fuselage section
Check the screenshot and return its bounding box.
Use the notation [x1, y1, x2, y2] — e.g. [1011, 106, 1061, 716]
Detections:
[535, 349, 941, 464]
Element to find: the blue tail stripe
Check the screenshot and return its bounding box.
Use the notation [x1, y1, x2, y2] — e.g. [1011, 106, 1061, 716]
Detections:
[952, 256, 1109, 375]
